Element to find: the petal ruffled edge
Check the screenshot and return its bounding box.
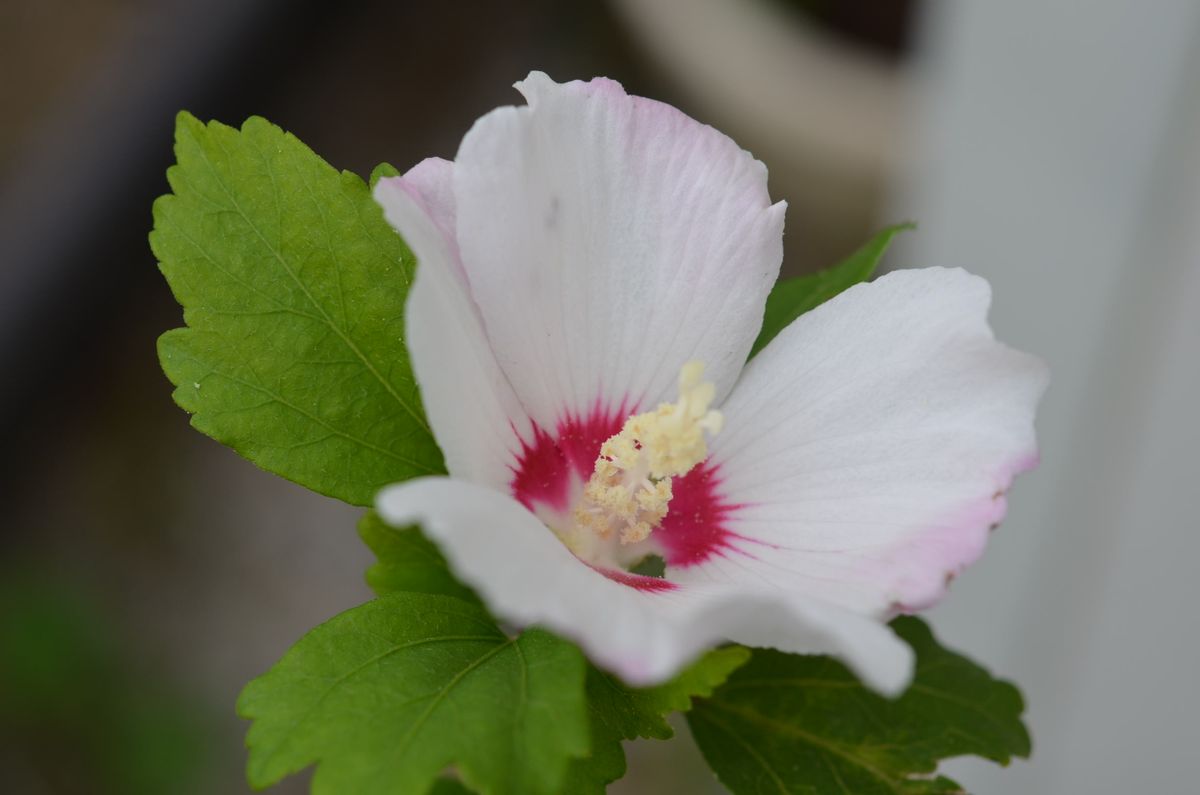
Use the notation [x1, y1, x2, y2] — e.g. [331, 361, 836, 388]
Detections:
[450, 71, 786, 428]
[675, 267, 1048, 617]
[377, 477, 913, 693]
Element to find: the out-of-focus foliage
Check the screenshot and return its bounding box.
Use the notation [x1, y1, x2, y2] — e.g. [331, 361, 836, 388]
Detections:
[0, 572, 213, 794]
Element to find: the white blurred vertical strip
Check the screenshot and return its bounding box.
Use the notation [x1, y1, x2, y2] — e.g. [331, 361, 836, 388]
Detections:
[893, 1, 1200, 792]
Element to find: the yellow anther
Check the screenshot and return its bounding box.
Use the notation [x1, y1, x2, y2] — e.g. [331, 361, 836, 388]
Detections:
[572, 361, 722, 546]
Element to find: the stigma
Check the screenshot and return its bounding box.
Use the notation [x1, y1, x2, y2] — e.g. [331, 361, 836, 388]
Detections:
[573, 361, 723, 546]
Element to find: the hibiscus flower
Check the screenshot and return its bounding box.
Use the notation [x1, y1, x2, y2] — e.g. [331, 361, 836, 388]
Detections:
[373, 72, 1047, 693]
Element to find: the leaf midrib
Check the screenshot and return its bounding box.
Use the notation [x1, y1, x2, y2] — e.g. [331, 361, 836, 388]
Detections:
[253, 633, 502, 772]
[702, 698, 910, 795]
[691, 706, 792, 795]
[390, 638, 519, 763]
[190, 123, 432, 436]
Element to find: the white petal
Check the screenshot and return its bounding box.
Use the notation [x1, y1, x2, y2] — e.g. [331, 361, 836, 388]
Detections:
[377, 477, 913, 693]
[374, 161, 530, 489]
[452, 72, 786, 426]
[679, 268, 1048, 616]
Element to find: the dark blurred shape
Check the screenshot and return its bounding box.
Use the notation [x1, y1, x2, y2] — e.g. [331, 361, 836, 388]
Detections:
[0, 0, 299, 445]
[771, 0, 917, 59]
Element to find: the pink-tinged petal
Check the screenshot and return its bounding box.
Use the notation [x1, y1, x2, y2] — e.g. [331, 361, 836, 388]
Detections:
[374, 161, 531, 490]
[451, 71, 786, 430]
[676, 268, 1048, 617]
[377, 477, 913, 693]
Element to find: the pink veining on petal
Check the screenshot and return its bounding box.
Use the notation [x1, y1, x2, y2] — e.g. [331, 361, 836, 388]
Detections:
[655, 462, 747, 567]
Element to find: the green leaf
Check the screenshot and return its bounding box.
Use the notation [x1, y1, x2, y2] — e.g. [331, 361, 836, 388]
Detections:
[750, 223, 914, 357]
[358, 511, 480, 605]
[687, 617, 1030, 795]
[370, 162, 402, 188]
[429, 779, 477, 795]
[238, 593, 589, 795]
[152, 113, 444, 506]
[563, 647, 750, 794]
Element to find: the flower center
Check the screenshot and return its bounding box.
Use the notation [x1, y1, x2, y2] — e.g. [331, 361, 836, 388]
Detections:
[567, 361, 723, 558]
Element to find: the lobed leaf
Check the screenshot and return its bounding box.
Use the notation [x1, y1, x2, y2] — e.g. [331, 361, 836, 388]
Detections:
[152, 113, 443, 506]
[358, 511, 480, 605]
[688, 617, 1030, 794]
[563, 647, 750, 794]
[238, 593, 589, 795]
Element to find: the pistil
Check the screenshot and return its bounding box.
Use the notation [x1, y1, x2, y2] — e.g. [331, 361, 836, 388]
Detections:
[573, 361, 723, 548]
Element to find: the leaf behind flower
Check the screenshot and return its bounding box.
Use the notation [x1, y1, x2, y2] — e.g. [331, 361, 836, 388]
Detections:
[688, 617, 1030, 794]
[751, 223, 914, 358]
[152, 113, 443, 506]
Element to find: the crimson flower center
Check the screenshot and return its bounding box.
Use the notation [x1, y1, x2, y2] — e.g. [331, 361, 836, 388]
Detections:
[509, 363, 745, 583]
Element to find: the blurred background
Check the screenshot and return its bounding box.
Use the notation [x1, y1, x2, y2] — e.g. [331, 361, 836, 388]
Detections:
[2, 0, 1196, 792]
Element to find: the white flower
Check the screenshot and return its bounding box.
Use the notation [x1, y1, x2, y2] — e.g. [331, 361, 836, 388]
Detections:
[373, 72, 1047, 693]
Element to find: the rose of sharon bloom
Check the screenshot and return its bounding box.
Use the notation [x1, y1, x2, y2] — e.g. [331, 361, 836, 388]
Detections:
[373, 72, 1047, 693]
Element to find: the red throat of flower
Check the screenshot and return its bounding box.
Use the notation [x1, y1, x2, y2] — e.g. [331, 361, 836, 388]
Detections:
[509, 363, 745, 584]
